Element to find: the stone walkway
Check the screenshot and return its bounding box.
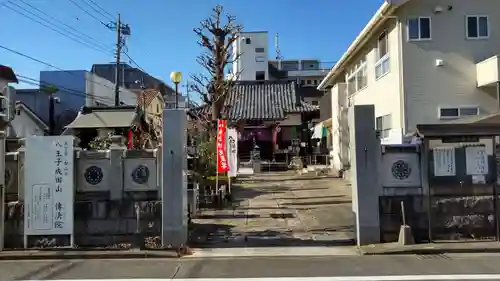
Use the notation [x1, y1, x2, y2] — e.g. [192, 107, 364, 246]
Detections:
[189, 174, 354, 247]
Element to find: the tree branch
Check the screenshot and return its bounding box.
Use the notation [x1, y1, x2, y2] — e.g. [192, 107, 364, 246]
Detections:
[191, 4, 243, 123]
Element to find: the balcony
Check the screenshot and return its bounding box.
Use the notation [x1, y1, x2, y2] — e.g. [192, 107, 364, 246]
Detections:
[476, 55, 500, 87]
[268, 60, 335, 78]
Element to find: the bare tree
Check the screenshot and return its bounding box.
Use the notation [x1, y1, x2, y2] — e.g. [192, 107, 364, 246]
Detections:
[190, 4, 243, 123]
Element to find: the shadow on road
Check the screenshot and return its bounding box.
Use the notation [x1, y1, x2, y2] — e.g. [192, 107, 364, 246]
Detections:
[190, 173, 354, 249]
[283, 199, 352, 206]
[188, 223, 354, 248]
[276, 195, 346, 201]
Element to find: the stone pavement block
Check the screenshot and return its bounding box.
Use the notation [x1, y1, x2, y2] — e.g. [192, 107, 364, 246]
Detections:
[191, 173, 355, 247]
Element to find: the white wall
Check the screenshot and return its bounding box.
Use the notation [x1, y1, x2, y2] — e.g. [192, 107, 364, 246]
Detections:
[348, 20, 404, 144]
[330, 83, 349, 172]
[398, 0, 500, 131]
[233, 32, 269, 81]
[85, 72, 137, 106]
[11, 110, 45, 137]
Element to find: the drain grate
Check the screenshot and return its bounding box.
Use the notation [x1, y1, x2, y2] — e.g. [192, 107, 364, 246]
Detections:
[415, 253, 451, 260]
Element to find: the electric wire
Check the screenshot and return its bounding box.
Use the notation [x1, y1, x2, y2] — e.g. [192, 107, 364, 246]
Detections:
[3, 0, 153, 101]
[79, 0, 114, 22]
[17, 76, 161, 120]
[16, 74, 114, 103]
[3, 1, 111, 55]
[67, 0, 108, 26]
[0, 44, 118, 94]
[17, 0, 113, 52]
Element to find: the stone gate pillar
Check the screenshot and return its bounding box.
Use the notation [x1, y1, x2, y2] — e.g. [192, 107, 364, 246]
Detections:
[161, 108, 187, 247]
[349, 105, 381, 246]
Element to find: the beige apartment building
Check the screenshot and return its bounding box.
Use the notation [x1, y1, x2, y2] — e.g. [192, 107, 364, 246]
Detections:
[319, 0, 500, 171]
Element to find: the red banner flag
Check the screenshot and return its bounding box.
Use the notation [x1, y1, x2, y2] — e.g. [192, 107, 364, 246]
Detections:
[216, 120, 229, 173]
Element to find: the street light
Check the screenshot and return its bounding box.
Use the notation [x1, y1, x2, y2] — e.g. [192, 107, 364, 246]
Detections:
[170, 71, 182, 108]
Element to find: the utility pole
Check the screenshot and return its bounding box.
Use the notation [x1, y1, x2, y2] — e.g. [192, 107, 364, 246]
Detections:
[48, 95, 55, 135]
[114, 13, 122, 106]
[42, 85, 58, 135]
[106, 14, 131, 106]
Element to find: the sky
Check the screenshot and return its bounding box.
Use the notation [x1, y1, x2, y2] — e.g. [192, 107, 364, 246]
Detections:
[1, 0, 384, 95]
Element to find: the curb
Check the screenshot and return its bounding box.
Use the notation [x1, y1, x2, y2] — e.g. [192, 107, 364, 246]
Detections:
[359, 247, 500, 256]
[0, 251, 181, 261]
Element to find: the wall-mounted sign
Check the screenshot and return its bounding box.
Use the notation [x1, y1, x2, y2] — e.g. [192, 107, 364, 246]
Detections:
[433, 146, 456, 177]
[24, 136, 74, 239]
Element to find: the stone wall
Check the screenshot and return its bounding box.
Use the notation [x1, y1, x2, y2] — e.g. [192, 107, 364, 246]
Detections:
[3, 141, 164, 249]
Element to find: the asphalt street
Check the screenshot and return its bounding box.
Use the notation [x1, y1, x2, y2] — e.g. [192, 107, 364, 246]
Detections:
[4, 253, 500, 280]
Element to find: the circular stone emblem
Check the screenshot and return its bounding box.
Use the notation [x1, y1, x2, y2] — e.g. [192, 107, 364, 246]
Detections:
[391, 160, 411, 180]
[131, 165, 149, 184]
[84, 165, 104, 185]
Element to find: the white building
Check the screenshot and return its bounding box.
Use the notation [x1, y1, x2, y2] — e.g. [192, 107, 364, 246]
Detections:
[232, 31, 271, 81]
[10, 102, 48, 137]
[319, 0, 500, 172]
[231, 31, 334, 109]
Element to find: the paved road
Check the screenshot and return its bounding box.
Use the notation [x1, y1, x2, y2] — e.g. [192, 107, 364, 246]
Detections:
[5, 254, 500, 280]
[191, 176, 354, 247]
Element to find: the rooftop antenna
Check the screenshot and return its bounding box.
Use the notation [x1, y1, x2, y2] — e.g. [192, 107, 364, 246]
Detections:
[275, 33, 283, 60]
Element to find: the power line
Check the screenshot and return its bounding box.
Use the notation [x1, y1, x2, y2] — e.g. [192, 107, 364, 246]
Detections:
[4, 0, 150, 101]
[67, 0, 108, 26]
[79, 0, 114, 21]
[85, 0, 114, 18]
[16, 74, 114, 103]
[0, 43, 117, 93]
[17, 0, 113, 52]
[4, 1, 111, 55]
[123, 52, 147, 73]
[17, 75, 159, 120]
[65, 0, 150, 93]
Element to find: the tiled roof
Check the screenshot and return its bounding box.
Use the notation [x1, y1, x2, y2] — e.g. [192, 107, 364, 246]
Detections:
[190, 81, 318, 121]
[137, 89, 161, 108]
[0, 65, 18, 83]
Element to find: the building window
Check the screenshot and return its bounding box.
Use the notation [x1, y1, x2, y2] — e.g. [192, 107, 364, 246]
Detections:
[439, 106, 479, 119]
[255, 47, 265, 53]
[376, 114, 392, 139]
[375, 31, 390, 79]
[245, 38, 251, 44]
[377, 31, 388, 59]
[408, 17, 431, 41]
[466, 15, 489, 39]
[255, 71, 265, 80]
[459, 107, 480, 116]
[255, 56, 266, 62]
[346, 57, 367, 95]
